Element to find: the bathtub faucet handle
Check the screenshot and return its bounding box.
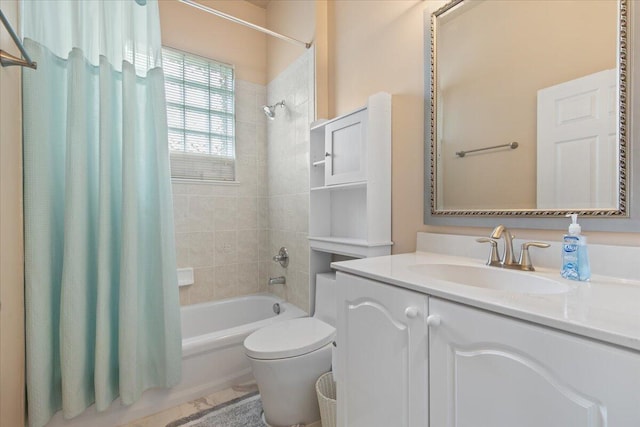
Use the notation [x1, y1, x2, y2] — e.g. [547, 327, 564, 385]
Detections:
[272, 247, 289, 268]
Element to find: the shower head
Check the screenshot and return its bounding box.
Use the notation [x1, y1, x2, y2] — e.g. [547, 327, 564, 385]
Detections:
[263, 105, 276, 119]
[262, 100, 285, 120]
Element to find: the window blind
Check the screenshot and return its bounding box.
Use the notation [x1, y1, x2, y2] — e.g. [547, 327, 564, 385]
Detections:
[162, 47, 236, 181]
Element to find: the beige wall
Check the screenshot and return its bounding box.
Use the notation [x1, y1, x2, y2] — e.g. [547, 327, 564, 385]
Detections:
[266, 0, 315, 82]
[438, 0, 616, 210]
[330, 0, 430, 254]
[159, 0, 315, 85]
[159, 0, 268, 84]
[328, 0, 640, 250]
[0, 0, 26, 425]
[314, 0, 332, 119]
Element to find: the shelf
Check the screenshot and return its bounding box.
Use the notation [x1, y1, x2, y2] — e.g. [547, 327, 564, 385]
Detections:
[309, 236, 393, 258]
[310, 181, 367, 192]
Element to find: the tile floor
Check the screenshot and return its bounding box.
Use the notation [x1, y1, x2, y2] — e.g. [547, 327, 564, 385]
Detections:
[121, 387, 323, 427]
[120, 387, 250, 427]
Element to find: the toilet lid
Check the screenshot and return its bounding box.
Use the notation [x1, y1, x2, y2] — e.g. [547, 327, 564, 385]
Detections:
[244, 317, 335, 360]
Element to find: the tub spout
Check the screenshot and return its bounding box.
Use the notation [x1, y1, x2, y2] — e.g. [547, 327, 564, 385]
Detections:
[268, 276, 286, 286]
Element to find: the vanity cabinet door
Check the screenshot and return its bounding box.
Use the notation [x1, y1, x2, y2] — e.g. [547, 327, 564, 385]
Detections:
[324, 110, 367, 186]
[429, 297, 640, 427]
[336, 272, 428, 427]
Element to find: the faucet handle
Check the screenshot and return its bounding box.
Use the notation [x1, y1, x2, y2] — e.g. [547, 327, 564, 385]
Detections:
[272, 247, 289, 268]
[476, 237, 500, 265]
[518, 241, 550, 271]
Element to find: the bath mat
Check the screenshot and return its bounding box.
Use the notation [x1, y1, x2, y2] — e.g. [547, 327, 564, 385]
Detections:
[166, 391, 266, 427]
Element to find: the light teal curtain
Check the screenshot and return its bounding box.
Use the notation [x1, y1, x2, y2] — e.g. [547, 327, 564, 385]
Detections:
[22, 1, 181, 426]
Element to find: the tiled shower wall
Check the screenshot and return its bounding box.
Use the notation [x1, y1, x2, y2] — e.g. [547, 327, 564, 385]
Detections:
[265, 50, 314, 313]
[172, 50, 314, 312]
[173, 80, 269, 305]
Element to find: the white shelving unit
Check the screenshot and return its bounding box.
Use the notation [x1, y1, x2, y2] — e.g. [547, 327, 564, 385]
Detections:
[308, 92, 392, 313]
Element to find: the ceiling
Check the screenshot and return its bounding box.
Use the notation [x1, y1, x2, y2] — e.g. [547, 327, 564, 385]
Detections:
[246, 0, 270, 9]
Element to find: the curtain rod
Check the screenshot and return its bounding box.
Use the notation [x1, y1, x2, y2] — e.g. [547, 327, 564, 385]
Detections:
[0, 9, 37, 69]
[178, 0, 312, 49]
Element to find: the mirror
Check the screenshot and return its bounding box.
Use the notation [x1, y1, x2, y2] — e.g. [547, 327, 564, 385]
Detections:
[428, 0, 628, 217]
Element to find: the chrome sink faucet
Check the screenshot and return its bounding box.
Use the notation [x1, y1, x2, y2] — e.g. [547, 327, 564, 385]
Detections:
[477, 225, 550, 271]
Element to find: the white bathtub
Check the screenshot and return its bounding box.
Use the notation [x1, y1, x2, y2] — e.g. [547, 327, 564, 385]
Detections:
[46, 293, 306, 427]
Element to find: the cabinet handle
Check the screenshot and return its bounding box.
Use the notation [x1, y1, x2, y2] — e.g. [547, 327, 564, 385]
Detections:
[426, 315, 441, 327]
[404, 306, 419, 319]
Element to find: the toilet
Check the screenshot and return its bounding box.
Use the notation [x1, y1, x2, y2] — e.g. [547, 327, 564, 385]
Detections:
[243, 273, 336, 427]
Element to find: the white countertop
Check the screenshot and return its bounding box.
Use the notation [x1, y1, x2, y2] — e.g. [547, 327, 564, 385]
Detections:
[331, 251, 640, 352]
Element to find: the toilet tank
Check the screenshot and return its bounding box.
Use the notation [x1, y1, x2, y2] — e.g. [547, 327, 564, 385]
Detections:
[314, 273, 337, 327]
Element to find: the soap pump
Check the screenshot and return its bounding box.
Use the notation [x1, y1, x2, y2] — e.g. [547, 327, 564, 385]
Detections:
[561, 214, 590, 281]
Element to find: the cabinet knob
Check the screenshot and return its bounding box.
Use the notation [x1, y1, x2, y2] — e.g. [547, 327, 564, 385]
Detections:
[404, 307, 419, 319]
[426, 315, 441, 327]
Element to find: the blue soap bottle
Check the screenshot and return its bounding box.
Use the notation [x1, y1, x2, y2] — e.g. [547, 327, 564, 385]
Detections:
[561, 214, 590, 281]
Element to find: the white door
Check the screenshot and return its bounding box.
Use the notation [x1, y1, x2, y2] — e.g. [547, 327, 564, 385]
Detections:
[537, 69, 617, 209]
[336, 272, 428, 427]
[429, 298, 640, 427]
[324, 109, 367, 186]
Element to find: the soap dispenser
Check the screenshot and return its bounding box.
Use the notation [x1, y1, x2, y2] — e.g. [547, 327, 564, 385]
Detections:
[561, 214, 590, 281]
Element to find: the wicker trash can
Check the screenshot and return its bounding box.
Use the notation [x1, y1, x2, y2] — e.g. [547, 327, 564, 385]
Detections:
[315, 371, 336, 427]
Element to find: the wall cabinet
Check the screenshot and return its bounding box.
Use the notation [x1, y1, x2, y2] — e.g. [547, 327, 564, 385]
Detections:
[323, 109, 367, 186]
[336, 273, 640, 427]
[308, 92, 391, 258]
[308, 93, 391, 315]
[336, 272, 428, 427]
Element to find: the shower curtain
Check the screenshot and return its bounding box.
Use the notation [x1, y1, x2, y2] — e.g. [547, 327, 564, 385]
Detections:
[21, 1, 181, 426]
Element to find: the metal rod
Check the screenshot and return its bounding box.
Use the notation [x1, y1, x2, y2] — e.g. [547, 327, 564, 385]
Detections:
[456, 141, 518, 158]
[0, 9, 37, 69]
[178, 0, 312, 49]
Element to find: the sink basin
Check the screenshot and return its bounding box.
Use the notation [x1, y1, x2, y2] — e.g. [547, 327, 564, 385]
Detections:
[408, 263, 570, 294]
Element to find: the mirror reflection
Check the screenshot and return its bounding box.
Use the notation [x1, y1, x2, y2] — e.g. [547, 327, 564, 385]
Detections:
[431, 0, 626, 214]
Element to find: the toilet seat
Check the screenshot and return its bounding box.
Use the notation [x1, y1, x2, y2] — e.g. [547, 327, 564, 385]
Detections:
[244, 317, 335, 360]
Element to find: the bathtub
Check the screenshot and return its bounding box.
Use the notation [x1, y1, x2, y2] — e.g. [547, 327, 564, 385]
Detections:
[45, 293, 306, 427]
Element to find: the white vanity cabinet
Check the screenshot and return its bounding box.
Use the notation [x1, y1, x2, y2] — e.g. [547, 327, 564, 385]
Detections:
[429, 297, 640, 427]
[335, 267, 640, 427]
[336, 272, 428, 427]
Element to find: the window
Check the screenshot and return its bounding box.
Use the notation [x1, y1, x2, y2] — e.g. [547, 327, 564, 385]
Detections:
[162, 47, 235, 181]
